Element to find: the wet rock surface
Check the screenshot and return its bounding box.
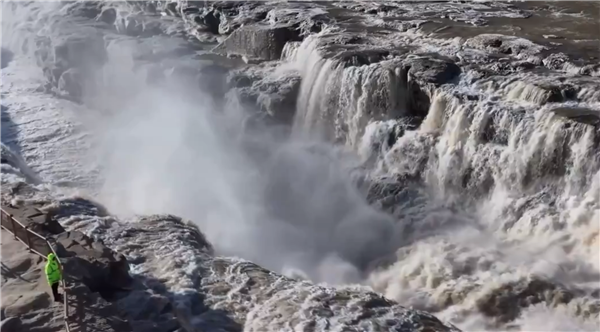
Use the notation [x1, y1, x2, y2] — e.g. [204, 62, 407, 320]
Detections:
[212, 23, 301, 61]
[54, 231, 133, 298]
[16, 0, 600, 129]
[228, 65, 301, 124]
[38, 193, 459, 332]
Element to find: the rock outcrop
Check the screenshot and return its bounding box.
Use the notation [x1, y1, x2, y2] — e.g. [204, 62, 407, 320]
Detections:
[92, 213, 460, 332]
[1, 198, 134, 330]
[54, 231, 133, 299]
[228, 65, 301, 124]
[1, 222, 132, 332]
[1, 184, 461, 332]
[212, 23, 301, 61]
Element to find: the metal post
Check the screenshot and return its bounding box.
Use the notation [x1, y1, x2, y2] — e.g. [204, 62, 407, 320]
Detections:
[24, 226, 32, 252]
[9, 215, 16, 240]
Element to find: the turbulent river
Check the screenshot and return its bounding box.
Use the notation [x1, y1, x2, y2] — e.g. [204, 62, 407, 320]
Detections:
[1, 1, 599, 331]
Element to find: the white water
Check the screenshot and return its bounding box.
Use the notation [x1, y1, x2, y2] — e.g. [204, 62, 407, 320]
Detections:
[2, 1, 599, 331]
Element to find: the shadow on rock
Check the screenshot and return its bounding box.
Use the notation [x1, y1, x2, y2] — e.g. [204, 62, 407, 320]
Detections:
[115, 274, 242, 332]
[1, 48, 14, 69]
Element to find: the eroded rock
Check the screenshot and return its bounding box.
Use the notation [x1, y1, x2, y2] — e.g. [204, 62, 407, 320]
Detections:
[551, 107, 600, 127]
[228, 66, 301, 123]
[54, 231, 132, 298]
[213, 23, 301, 61]
[404, 56, 461, 117]
[97, 7, 117, 25]
[464, 34, 546, 57]
[476, 277, 574, 323]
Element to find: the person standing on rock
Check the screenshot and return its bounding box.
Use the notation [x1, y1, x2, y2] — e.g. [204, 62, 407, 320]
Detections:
[45, 253, 63, 302]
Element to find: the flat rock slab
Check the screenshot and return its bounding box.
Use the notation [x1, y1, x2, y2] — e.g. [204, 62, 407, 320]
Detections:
[213, 23, 300, 61]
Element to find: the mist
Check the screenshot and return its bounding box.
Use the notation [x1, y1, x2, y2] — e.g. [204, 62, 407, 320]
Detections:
[52, 31, 396, 285]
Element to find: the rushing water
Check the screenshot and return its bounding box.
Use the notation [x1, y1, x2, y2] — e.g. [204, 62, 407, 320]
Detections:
[2, 1, 599, 331]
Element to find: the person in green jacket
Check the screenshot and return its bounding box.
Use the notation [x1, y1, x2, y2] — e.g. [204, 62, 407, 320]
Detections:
[45, 253, 63, 302]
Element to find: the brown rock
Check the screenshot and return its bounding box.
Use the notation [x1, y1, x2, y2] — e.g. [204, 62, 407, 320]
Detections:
[54, 231, 133, 299]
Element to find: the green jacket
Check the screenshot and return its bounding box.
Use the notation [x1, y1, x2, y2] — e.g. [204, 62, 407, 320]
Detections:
[45, 253, 62, 285]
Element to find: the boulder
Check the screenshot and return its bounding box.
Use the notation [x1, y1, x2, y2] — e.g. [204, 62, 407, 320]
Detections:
[551, 107, 600, 127]
[476, 277, 573, 323]
[402, 56, 461, 118]
[464, 34, 546, 57]
[54, 231, 133, 299]
[97, 7, 117, 26]
[229, 68, 301, 124]
[404, 56, 462, 86]
[212, 23, 300, 61]
[0, 316, 22, 332]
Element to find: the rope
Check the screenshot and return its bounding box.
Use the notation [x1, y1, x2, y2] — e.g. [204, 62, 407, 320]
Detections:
[1, 207, 71, 332]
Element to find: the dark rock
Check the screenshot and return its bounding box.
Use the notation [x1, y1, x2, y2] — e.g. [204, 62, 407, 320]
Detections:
[228, 67, 301, 124]
[212, 23, 301, 61]
[58, 68, 83, 100]
[124, 17, 144, 36]
[0, 316, 22, 332]
[551, 107, 600, 127]
[198, 64, 231, 97]
[97, 7, 117, 25]
[465, 34, 545, 57]
[54, 231, 133, 299]
[543, 52, 570, 71]
[476, 277, 573, 323]
[403, 56, 461, 117]
[144, 3, 157, 15]
[1, 181, 41, 198]
[405, 56, 461, 86]
[63, 1, 103, 19]
[65, 284, 133, 331]
[1, 47, 14, 69]
[202, 10, 221, 34]
[165, 2, 179, 17]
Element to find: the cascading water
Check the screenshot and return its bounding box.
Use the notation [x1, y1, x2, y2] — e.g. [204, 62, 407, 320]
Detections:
[2, 1, 599, 331]
[286, 18, 600, 330]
